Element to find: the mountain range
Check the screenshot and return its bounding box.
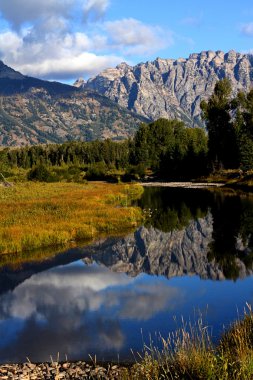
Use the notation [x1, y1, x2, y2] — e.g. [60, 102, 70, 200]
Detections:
[81, 50, 253, 127]
[0, 61, 146, 146]
[0, 50, 253, 146]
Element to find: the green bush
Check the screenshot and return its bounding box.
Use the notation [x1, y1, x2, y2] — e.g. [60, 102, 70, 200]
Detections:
[27, 164, 55, 182]
[122, 164, 146, 182]
[52, 165, 85, 182]
[85, 162, 108, 180]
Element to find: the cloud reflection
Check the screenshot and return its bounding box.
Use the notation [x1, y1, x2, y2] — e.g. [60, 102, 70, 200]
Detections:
[0, 262, 183, 363]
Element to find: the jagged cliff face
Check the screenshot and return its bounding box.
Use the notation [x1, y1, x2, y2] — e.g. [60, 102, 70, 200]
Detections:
[84, 50, 253, 126]
[86, 213, 253, 281]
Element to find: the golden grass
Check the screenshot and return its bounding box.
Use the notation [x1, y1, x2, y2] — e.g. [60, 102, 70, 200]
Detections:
[0, 182, 143, 254]
[123, 307, 253, 380]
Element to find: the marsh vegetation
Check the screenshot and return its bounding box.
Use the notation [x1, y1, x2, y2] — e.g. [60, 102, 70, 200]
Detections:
[0, 182, 143, 254]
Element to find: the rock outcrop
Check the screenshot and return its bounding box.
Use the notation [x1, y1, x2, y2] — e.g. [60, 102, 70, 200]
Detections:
[83, 50, 253, 127]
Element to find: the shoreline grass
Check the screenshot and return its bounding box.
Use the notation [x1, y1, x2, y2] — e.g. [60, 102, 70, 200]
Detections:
[0, 182, 143, 255]
[200, 169, 253, 192]
[123, 306, 253, 379]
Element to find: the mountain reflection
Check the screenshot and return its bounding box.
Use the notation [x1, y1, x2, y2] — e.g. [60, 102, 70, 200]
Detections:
[138, 187, 253, 280]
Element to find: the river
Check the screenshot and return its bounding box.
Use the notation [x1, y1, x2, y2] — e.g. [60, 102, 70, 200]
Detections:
[0, 187, 253, 363]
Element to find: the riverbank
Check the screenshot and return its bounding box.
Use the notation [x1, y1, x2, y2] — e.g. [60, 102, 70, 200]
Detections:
[141, 181, 224, 188]
[0, 182, 143, 255]
[202, 169, 253, 192]
[140, 169, 253, 192]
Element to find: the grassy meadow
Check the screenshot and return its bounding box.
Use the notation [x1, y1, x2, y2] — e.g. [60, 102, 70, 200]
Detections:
[0, 182, 143, 255]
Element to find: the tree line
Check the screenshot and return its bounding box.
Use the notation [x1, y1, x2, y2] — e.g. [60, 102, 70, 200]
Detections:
[0, 119, 208, 181]
[0, 78, 253, 182]
[4, 139, 130, 169]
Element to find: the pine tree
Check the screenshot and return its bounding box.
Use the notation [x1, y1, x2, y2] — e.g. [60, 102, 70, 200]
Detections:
[201, 78, 239, 170]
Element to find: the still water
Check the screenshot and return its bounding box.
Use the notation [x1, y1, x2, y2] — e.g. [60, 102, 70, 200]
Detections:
[0, 187, 253, 363]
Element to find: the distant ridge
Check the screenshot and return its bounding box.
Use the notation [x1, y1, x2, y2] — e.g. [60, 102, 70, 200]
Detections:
[0, 60, 75, 96]
[0, 61, 146, 146]
[81, 50, 253, 127]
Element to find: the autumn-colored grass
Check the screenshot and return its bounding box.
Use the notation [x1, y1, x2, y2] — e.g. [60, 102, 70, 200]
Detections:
[0, 182, 143, 254]
[121, 306, 253, 380]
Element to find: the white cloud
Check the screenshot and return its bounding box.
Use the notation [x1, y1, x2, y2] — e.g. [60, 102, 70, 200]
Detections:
[105, 18, 174, 55]
[0, 27, 124, 80]
[240, 22, 253, 36]
[0, 2, 173, 80]
[0, 263, 183, 322]
[0, 264, 131, 319]
[83, 0, 110, 21]
[23, 54, 123, 80]
[0, 0, 110, 27]
[118, 284, 182, 320]
[0, 0, 75, 28]
[0, 31, 23, 61]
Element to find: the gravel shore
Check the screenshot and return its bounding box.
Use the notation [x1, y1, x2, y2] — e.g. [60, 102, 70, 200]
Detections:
[0, 361, 129, 379]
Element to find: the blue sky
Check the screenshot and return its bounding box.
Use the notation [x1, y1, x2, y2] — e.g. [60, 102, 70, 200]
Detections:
[0, 0, 252, 82]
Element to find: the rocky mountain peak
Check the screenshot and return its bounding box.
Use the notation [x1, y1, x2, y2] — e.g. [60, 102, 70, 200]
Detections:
[83, 50, 253, 127]
[73, 77, 86, 87]
[116, 62, 131, 71]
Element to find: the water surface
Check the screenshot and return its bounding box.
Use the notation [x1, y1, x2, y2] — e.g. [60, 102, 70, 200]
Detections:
[0, 187, 253, 363]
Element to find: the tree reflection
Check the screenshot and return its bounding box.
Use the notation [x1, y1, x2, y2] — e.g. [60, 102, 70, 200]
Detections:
[138, 187, 209, 232]
[139, 187, 253, 280]
[206, 193, 253, 280]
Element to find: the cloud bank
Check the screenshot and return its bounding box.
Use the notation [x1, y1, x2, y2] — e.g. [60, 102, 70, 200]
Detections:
[0, 0, 172, 81]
